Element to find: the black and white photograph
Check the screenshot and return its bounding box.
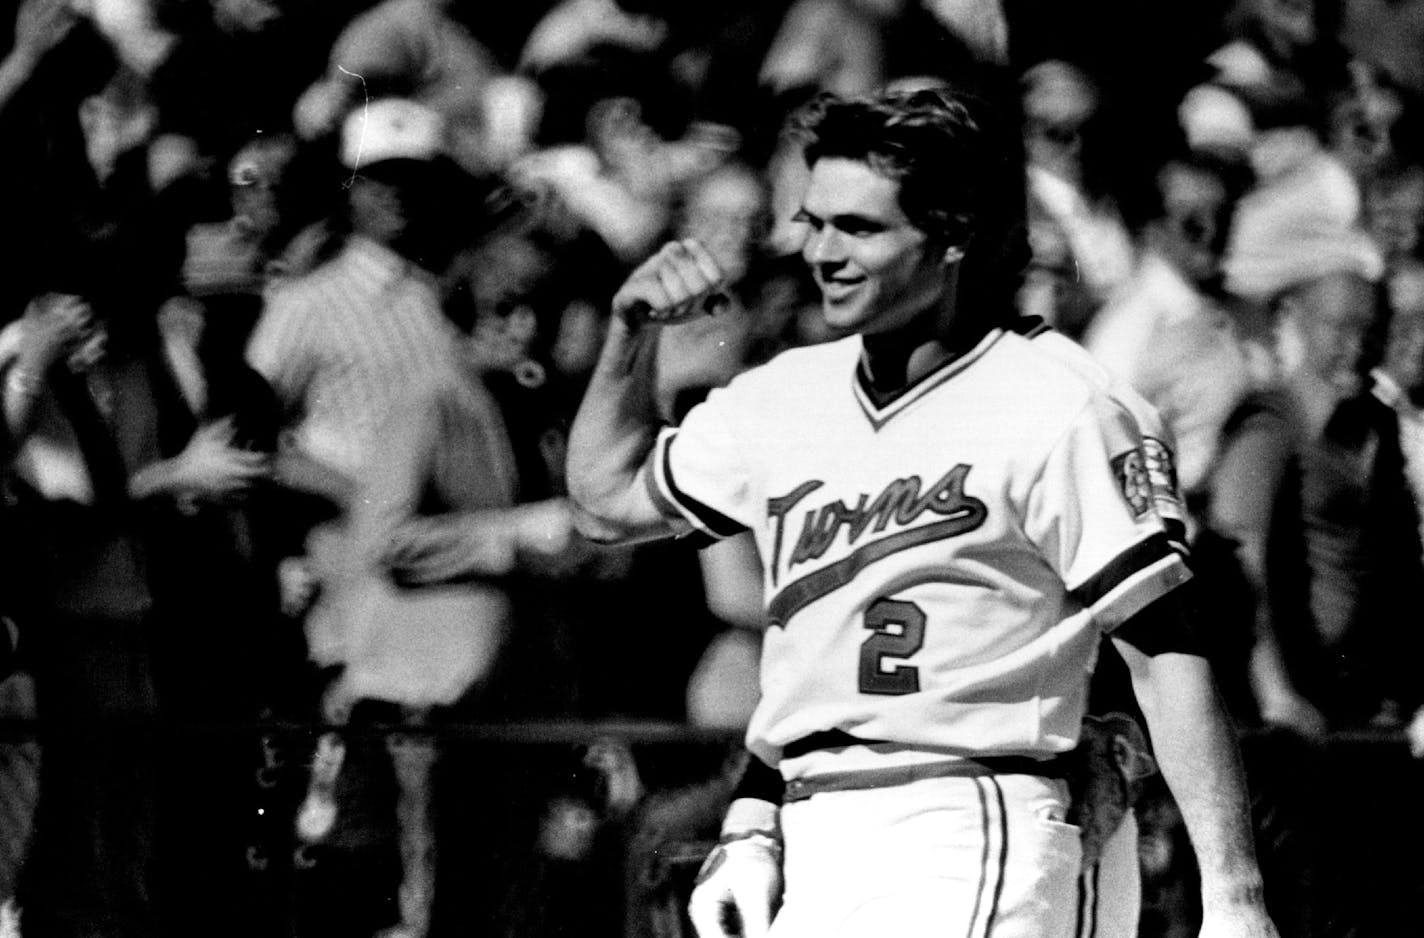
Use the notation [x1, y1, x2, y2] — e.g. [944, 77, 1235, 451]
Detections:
[0, 1, 1421, 937]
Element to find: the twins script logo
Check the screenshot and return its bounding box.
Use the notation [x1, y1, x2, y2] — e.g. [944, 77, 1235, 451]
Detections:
[764, 466, 987, 627]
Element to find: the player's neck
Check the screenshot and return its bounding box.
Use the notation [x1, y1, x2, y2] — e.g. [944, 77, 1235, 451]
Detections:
[861, 299, 988, 395]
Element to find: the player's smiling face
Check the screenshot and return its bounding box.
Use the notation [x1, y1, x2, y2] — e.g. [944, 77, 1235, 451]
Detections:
[795, 157, 949, 335]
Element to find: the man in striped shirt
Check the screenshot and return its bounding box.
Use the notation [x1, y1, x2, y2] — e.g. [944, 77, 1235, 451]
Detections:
[247, 100, 467, 509]
[245, 98, 482, 938]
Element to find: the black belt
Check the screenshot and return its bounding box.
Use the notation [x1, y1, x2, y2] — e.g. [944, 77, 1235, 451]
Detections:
[780, 729, 1068, 799]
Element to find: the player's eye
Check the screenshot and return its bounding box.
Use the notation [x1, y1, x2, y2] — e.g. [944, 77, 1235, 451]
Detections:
[835, 217, 884, 237]
[791, 209, 821, 230]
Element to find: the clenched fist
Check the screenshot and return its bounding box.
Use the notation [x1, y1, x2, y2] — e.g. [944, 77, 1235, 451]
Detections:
[613, 238, 730, 326]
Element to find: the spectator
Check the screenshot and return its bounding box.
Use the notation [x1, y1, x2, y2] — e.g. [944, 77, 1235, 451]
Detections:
[516, 38, 738, 265]
[0, 283, 269, 938]
[1372, 260, 1424, 552]
[177, 130, 343, 360]
[1019, 59, 1136, 338]
[245, 96, 505, 937]
[306, 352, 574, 938]
[1324, 60, 1416, 189]
[1208, 0, 1345, 127]
[140, 0, 315, 197]
[293, 0, 505, 173]
[0, 614, 38, 938]
[1213, 204, 1422, 733]
[246, 98, 471, 517]
[1363, 159, 1424, 270]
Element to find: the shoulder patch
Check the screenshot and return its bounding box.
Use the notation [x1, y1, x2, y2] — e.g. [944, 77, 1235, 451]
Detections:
[1111, 447, 1154, 519]
[1140, 436, 1183, 521]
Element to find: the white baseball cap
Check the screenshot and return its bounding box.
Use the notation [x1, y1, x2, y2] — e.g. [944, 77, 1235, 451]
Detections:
[340, 98, 446, 170]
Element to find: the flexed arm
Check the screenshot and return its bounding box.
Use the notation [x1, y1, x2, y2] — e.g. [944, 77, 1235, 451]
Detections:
[566, 238, 727, 544]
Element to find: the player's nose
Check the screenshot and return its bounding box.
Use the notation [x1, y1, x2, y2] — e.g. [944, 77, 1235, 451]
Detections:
[804, 225, 847, 264]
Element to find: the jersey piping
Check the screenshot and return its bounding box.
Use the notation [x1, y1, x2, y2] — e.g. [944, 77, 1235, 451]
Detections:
[651, 426, 749, 540]
[1070, 532, 1191, 631]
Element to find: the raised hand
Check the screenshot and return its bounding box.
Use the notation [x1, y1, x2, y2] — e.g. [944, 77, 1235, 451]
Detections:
[20, 293, 95, 373]
[612, 238, 729, 327]
[13, 0, 77, 62]
[383, 514, 517, 585]
[170, 417, 271, 501]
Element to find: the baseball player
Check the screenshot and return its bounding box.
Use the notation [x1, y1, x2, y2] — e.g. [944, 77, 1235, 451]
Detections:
[567, 87, 1276, 938]
[685, 314, 1175, 938]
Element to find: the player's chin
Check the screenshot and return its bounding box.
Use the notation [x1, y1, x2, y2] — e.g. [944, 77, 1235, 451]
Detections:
[818, 292, 874, 332]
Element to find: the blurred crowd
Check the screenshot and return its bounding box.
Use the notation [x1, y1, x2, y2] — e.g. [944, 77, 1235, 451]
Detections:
[0, 0, 1420, 937]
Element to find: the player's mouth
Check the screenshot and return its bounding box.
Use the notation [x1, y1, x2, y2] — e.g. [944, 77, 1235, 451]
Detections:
[819, 276, 866, 303]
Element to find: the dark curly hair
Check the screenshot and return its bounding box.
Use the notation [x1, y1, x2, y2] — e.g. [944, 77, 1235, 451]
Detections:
[790, 85, 1030, 321]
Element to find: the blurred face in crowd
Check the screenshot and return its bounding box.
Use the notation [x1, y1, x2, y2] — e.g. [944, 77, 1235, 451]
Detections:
[537, 796, 598, 861]
[795, 157, 949, 336]
[1150, 162, 1234, 288]
[1364, 168, 1424, 261]
[1328, 79, 1404, 181]
[677, 165, 767, 283]
[349, 177, 408, 245]
[1276, 271, 1377, 398]
[1021, 61, 1096, 182]
[211, 0, 282, 34]
[465, 233, 554, 372]
[78, 89, 151, 181]
[348, 164, 434, 251]
[589, 98, 661, 180]
[228, 136, 297, 238]
[1384, 265, 1424, 400]
[1250, 0, 1316, 61]
[552, 300, 603, 380]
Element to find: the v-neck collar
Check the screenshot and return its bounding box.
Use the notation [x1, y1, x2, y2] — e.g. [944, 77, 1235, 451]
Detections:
[852, 327, 1005, 431]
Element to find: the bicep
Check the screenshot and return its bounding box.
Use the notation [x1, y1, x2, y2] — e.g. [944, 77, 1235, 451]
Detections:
[699, 532, 766, 630]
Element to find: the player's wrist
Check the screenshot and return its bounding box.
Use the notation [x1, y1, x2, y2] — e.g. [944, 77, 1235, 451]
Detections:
[721, 797, 781, 843]
[1200, 872, 1268, 915]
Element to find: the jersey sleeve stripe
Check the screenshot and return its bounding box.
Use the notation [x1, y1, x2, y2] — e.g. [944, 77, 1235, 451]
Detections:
[641, 466, 718, 549]
[1082, 553, 1193, 632]
[1070, 533, 1177, 607]
[1164, 517, 1190, 557]
[650, 428, 748, 540]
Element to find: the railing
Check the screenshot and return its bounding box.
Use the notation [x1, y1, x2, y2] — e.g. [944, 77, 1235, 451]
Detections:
[2, 715, 1420, 937]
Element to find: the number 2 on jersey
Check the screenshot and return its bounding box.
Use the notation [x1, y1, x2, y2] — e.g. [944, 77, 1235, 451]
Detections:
[858, 599, 925, 695]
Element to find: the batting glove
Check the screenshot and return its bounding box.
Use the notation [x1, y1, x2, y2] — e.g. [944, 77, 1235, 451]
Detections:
[688, 797, 783, 938]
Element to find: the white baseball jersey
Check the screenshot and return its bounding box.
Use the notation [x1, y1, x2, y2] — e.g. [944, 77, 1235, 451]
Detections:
[1019, 318, 1188, 550]
[650, 327, 1192, 771]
